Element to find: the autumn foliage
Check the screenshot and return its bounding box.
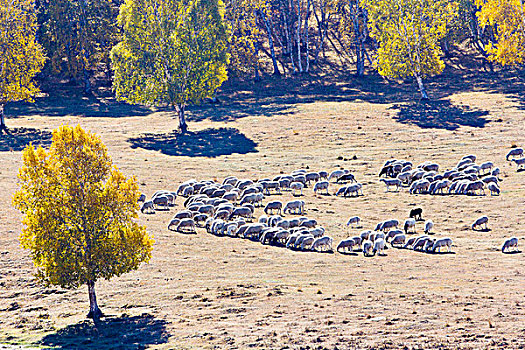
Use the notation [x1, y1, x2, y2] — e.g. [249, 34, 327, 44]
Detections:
[13, 125, 154, 320]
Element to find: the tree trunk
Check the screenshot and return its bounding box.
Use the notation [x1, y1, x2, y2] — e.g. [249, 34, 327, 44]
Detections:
[87, 280, 103, 321]
[296, 0, 303, 73]
[0, 103, 8, 134]
[415, 74, 429, 100]
[83, 68, 92, 95]
[304, 0, 311, 72]
[260, 11, 281, 76]
[177, 104, 188, 133]
[253, 42, 261, 82]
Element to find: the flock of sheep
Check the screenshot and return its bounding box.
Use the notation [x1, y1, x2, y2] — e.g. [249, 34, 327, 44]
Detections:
[138, 148, 523, 256]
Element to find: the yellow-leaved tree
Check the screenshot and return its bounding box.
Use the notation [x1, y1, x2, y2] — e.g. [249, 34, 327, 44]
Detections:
[111, 0, 229, 133]
[0, 0, 46, 133]
[476, 0, 525, 66]
[366, 0, 457, 99]
[13, 125, 154, 321]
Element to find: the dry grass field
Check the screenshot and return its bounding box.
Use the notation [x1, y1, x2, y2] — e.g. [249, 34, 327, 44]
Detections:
[1, 68, 524, 349]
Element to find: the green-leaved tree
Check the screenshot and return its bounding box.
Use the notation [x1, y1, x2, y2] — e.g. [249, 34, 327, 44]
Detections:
[366, 0, 457, 99]
[13, 125, 154, 321]
[111, 0, 229, 133]
[0, 0, 46, 133]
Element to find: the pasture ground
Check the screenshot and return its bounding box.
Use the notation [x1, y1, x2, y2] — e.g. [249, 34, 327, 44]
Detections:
[1, 68, 524, 349]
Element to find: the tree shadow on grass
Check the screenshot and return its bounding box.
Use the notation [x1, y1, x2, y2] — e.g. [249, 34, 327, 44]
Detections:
[40, 313, 169, 350]
[128, 127, 258, 157]
[390, 99, 490, 130]
[6, 86, 155, 118]
[0, 127, 52, 151]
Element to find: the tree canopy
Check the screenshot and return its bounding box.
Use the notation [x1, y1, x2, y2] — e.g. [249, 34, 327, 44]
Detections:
[13, 125, 154, 320]
[476, 0, 525, 66]
[0, 0, 46, 133]
[366, 0, 457, 99]
[111, 0, 229, 132]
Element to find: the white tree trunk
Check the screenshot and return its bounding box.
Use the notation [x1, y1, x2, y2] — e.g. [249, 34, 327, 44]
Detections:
[415, 74, 429, 100]
[177, 104, 188, 133]
[296, 0, 303, 73]
[87, 280, 102, 321]
[0, 103, 7, 134]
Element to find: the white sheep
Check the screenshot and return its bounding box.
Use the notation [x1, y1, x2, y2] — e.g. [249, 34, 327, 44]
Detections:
[264, 201, 283, 215]
[424, 220, 434, 234]
[511, 158, 525, 169]
[283, 200, 305, 215]
[381, 219, 399, 232]
[346, 216, 361, 228]
[506, 148, 524, 161]
[372, 238, 385, 256]
[360, 230, 372, 241]
[461, 154, 477, 162]
[290, 182, 304, 196]
[313, 181, 330, 195]
[344, 183, 363, 197]
[390, 233, 406, 247]
[413, 237, 431, 251]
[479, 161, 494, 175]
[309, 227, 325, 238]
[328, 170, 345, 182]
[336, 238, 355, 253]
[404, 218, 416, 234]
[501, 237, 519, 253]
[167, 218, 181, 231]
[140, 200, 155, 214]
[362, 240, 373, 256]
[472, 216, 489, 230]
[487, 182, 500, 196]
[380, 178, 402, 192]
[431, 237, 452, 252]
[176, 218, 196, 233]
[311, 236, 333, 252]
[300, 236, 316, 250]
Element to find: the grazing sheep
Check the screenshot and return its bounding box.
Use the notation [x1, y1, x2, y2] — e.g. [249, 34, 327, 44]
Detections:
[481, 176, 499, 184]
[506, 148, 524, 161]
[214, 209, 231, 221]
[181, 186, 195, 197]
[335, 186, 348, 197]
[404, 218, 416, 234]
[328, 170, 346, 182]
[337, 173, 356, 183]
[264, 201, 283, 215]
[222, 191, 239, 202]
[167, 218, 181, 231]
[344, 183, 363, 197]
[409, 179, 430, 194]
[286, 233, 301, 249]
[424, 220, 434, 234]
[431, 238, 453, 253]
[479, 161, 494, 175]
[472, 216, 489, 230]
[362, 240, 373, 256]
[511, 158, 525, 169]
[397, 171, 413, 184]
[313, 181, 330, 195]
[298, 219, 317, 228]
[198, 204, 214, 216]
[337, 238, 355, 253]
[502, 237, 519, 253]
[263, 181, 281, 195]
[283, 200, 305, 215]
[488, 182, 500, 196]
[229, 207, 253, 220]
[319, 171, 329, 180]
[409, 207, 423, 221]
[311, 236, 333, 252]
[279, 178, 291, 190]
[461, 154, 477, 162]
[140, 200, 155, 214]
[404, 235, 427, 249]
[152, 196, 169, 210]
[243, 223, 267, 240]
[385, 229, 403, 242]
[290, 182, 304, 196]
[491, 167, 500, 177]
[193, 214, 209, 227]
[300, 236, 316, 250]
[309, 227, 325, 238]
[379, 165, 395, 178]
[138, 194, 146, 203]
[176, 218, 196, 233]
[346, 216, 361, 228]
[360, 230, 372, 241]
[413, 237, 431, 251]
[174, 210, 194, 219]
[372, 238, 386, 256]
[351, 236, 362, 247]
[432, 180, 451, 195]
[305, 172, 321, 184]
[390, 233, 406, 247]
[381, 219, 399, 232]
[380, 178, 402, 192]
[465, 180, 485, 195]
